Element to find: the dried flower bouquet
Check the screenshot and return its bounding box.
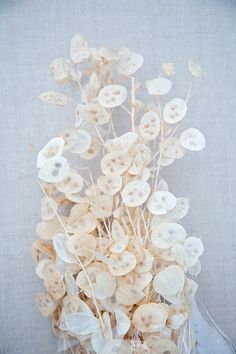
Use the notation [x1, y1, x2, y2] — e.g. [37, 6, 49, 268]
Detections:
[32, 35, 206, 354]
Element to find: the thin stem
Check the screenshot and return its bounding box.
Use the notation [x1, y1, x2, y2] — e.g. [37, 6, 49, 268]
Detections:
[186, 74, 193, 104]
[38, 181, 105, 333]
[121, 104, 132, 116]
[130, 76, 135, 132]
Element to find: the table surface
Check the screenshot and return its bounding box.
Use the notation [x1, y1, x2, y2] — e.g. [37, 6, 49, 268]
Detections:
[0, 1, 236, 353]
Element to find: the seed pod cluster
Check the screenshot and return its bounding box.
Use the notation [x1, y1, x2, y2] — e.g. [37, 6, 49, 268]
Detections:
[33, 34, 205, 354]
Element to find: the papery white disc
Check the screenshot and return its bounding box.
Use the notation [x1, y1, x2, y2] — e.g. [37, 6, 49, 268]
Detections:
[147, 191, 176, 215]
[41, 197, 57, 221]
[108, 251, 136, 276]
[101, 151, 132, 176]
[110, 234, 129, 254]
[56, 168, 83, 194]
[50, 58, 71, 83]
[121, 180, 150, 207]
[95, 272, 116, 299]
[135, 249, 154, 273]
[153, 265, 185, 297]
[145, 77, 172, 96]
[133, 143, 152, 167]
[188, 57, 204, 79]
[37, 137, 65, 168]
[69, 129, 91, 154]
[70, 34, 90, 64]
[79, 102, 109, 125]
[163, 98, 187, 124]
[38, 156, 70, 183]
[139, 111, 161, 141]
[116, 285, 145, 306]
[39, 91, 67, 106]
[117, 48, 143, 76]
[58, 129, 79, 150]
[115, 309, 131, 336]
[98, 84, 127, 108]
[97, 175, 122, 195]
[65, 312, 99, 335]
[53, 233, 77, 264]
[148, 337, 178, 354]
[184, 236, 204, 257]
[163, 137, 185, 159]
[105, 132, 138, 152]
[132, 303, 168, 333]
[179, 128, 206, 151]
[50, 58, 70, 83]
[151, 222, 187, 249]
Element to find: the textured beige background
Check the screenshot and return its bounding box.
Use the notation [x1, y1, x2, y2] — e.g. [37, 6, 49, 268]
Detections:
[0, 0, 236, 353]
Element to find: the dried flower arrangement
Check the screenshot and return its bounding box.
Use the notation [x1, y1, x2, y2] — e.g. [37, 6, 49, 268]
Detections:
[32, 35, 206, 354]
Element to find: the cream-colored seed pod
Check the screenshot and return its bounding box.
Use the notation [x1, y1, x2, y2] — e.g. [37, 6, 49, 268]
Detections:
[97, 175, 122, 195]
[139, 111, 161, 141]
[101, 151, 132, 176]
[108, 251, 136, 276]
[121, 180, 150, 207]
[98, 84, 127, 108]
[145, 77, 172, 96]
[163, 98, 187, 124]
[151, 222, 187, 249]
[153, 265, 185, 298]
[132, 303, 168, 333]
[179, 128, 206, 151]
[38, 156, 70, 183]
[37, 137, 65, 168]
[147, 191, 176, 215]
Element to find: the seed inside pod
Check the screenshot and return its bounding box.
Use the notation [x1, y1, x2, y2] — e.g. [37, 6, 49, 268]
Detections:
[117, 48, 143, 76]
[151, 222, 187, 249]
[132, 303, 168, 333]
[37, 137, 65, 168]
[79, 102, 109, 125]
[98, 84, 127, 108]
[35, 293, 56, 317]
[139, 111, 161, 141]
[179, 128, 206, 151]
[105, 132, 138, 152]
[163, 98, 187, 124]
[66, 233, 97, 258]
[70, 34, 90, 64]
[56, 168, 84, 194]
[146, 337, 178, 354]
[116, 285, 145, 306]
[147, 191, 177, 215]
[97, 175, 122, 195]
[101, 151, 132, 176]
[41, 197, 57, 221]
[145, 77, 172, 96]
[95, 272, 116, 299]
[58, 128, 79, 150]
[39, 91, 67, 106]
[50, 58, 71, 83]
[121, 180, 150, 207]
[35, 259, 57, 280]
[38, 156, 70, 183]
[108, 251, 136, 276]
[163, 137, 186, 159]
[44, 272, 66, 300]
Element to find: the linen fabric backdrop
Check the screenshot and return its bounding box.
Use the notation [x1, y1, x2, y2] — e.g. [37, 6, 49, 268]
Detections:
[0, 1, 236, 353]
